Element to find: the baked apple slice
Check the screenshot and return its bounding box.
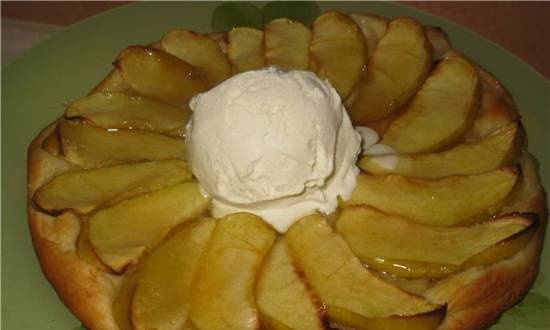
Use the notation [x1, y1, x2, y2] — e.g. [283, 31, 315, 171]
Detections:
[34, 159, 192, 214]
[285, 215, 445, 330]
[131, 219, 216, 330]
[349, 14, 388, 58]
[424, 26, 452, 60]
[343, 168, 519, 227]
[264, 18, 311, 71]
[347, 17, 432, 124]
[89, 182, 209, 272]
[65, 92, 190, 137]
[336, 206, 536, 278]
[161, 30, 231, 85]
[228, 27, 266, 73]
[381, 55, 480, 153]
[190, 213, 276, 330]
[115, 46, 208, 106]
[360, 122, 522, 178]
[310, 11, 367, 99]
[91, 69, 136, 95]
[59, 119, 186, 169]
[256, 239, 326, 330]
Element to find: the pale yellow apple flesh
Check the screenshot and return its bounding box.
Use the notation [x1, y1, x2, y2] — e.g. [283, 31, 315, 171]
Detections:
[349, 14, 388, 59]
[381, 55, 480, 153]
[336, 206, 535, 278]
[285, 215, 444, 330]
[89, 182, 210, 272]
[360, 122, 522, 178]
[91, 69, 136, 95]
[347, 17, 432, 124]
[264, 18, 312, 71]
[115, 46, 208, 106]
[131, 219, 216, 330]
[190, 213, 276, 330]
[65, 92, 190, 137]
[228, 27, 266, 73]
[58, 120, 186, 169]
[161, 29, 231, 85]
[310, 11, 367, 99]
[343, 168, 519, 227]
[256, 239, 326, 330]
[34, 159, 192, 214]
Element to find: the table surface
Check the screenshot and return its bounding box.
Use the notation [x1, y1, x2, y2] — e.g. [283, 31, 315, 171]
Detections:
[2, 1, 549, 78]
[2, 1, 549, 79]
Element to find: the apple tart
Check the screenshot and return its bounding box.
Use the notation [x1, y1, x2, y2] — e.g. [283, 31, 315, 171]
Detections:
[28, 11, 547, 330]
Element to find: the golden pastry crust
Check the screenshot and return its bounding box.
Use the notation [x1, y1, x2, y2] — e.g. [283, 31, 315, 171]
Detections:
[26, 12, 547, 330]
[28, 123, 120, 330]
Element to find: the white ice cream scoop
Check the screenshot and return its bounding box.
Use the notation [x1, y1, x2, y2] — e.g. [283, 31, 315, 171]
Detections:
[185, 66, 361, 232]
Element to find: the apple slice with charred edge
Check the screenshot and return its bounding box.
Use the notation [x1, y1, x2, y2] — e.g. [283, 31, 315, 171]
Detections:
[310, 11, 367, 99]
[190, 213, 276, 330]
[228, 27, 266, 73]
[347, 17, 432, 124]
[381, 55, 480, 154]
[342, 167, 519, 227]
[360, 122, 523, 178]
[161, 30, 231, 86]
[89, 182, 209, 272]
[34, 159, 192, 214]
[59, 120, 186, 169]
[115, 46, 208, 106]
[256, 239, 327, 330]
[349, 14, 388, 59]
[264, 18, 312, 71]
[65, 92, 190, 137]
[336, 206, 536, 279]
[285, 215, 445, 330]
[131, 219, 216, 330]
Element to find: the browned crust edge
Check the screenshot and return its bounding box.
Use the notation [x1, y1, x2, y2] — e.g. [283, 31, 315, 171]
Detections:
[28, 122, 121, 330]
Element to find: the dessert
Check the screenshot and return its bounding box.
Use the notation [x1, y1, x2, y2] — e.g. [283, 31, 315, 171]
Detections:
[27, 10, 546, 330]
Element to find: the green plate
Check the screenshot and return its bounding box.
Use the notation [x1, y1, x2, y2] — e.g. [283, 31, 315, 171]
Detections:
[2, 2, 548, 329]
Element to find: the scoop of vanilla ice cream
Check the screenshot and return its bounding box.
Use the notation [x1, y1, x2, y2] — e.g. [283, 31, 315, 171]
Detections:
[185, 66, 361, 232]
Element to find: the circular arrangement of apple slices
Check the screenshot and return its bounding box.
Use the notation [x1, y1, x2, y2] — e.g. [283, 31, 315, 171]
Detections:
[27, 11, 546, 330]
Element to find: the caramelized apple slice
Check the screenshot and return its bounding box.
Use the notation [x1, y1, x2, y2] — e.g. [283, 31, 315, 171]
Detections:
[34, 159, 192, 214]
[59, 120, 186, 169]
[89, 182, 209, 272]
[256, 239, 326, 330]
[349, 14, 388, 58]
[76, 221, 110, 272]
[190, 213, 276, 330]
[310, 11, 367, 99]
[91, 69, 135, 95]
[115, 46, 208, 106]
[360, 122, 522, 178]
[65, 92, 190, 137]
[131, 219, 216, 330]
[264, 18, 312, 71]
[228, 27, 266, 73]
[425, 26, 452, 60]
[343, 168, 519, 227]
[285, 215, 444, 330]
[382, 55, 480, 153]
[347, 17, 432, 124]
[161, 30, 231, 85]
[336, 207, 535, 278]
